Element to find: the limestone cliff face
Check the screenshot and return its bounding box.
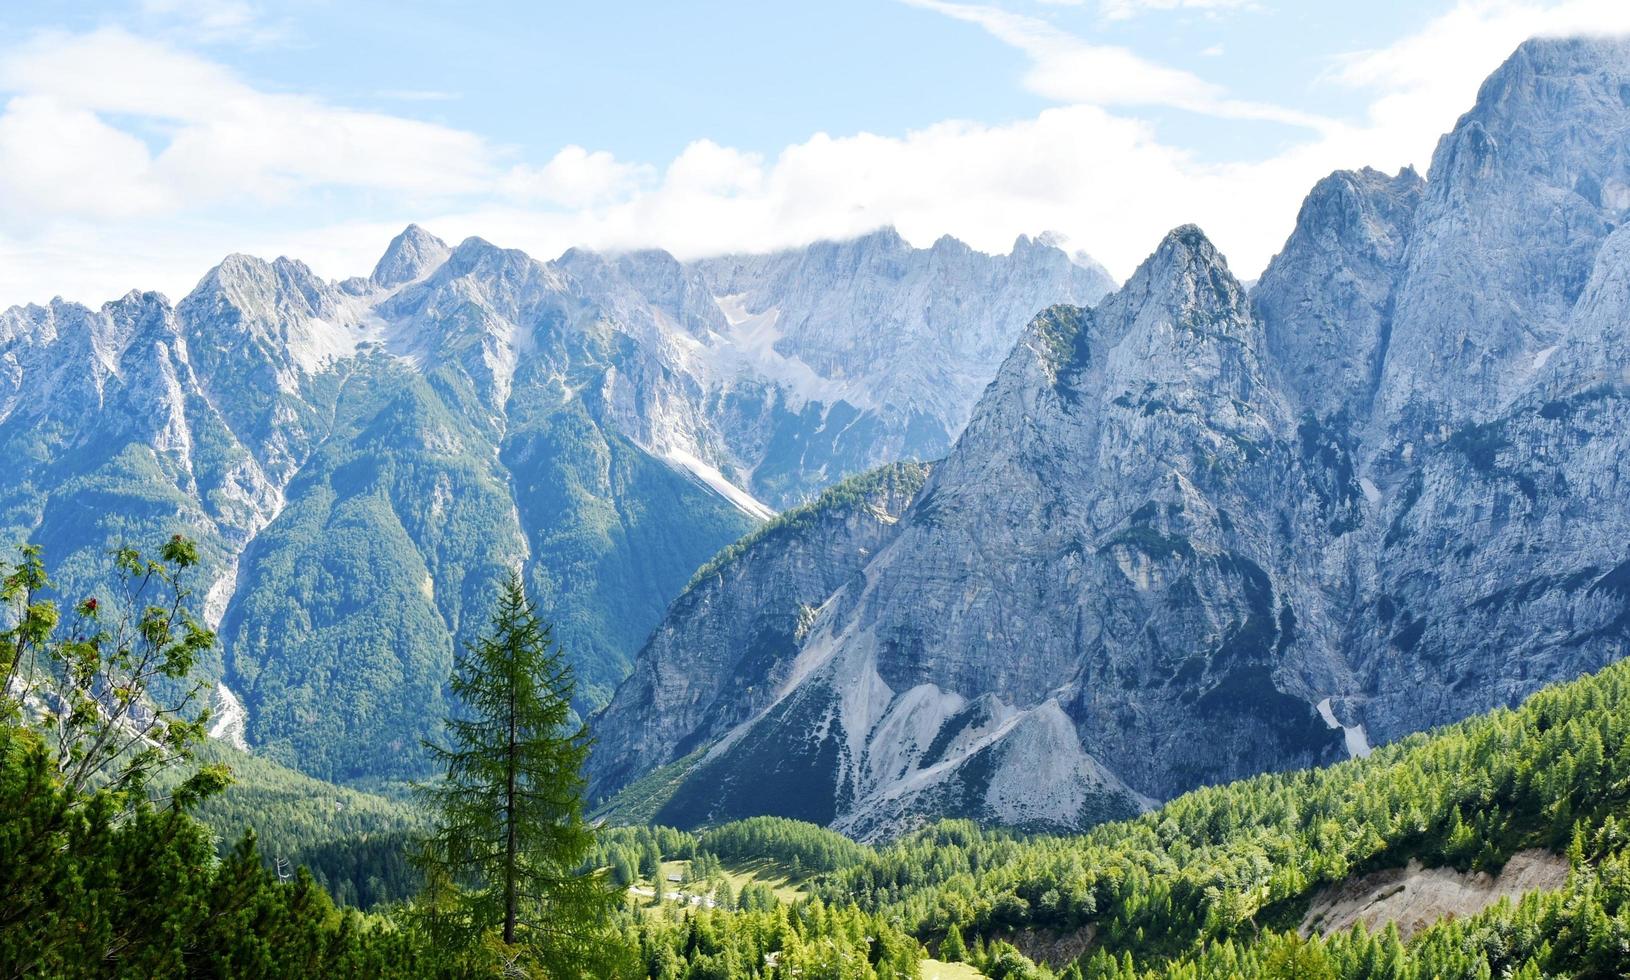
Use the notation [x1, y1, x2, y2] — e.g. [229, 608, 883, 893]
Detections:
[1374, 36, 1630, 438]
[1253, 166, 1423, 423]
[589, 37, 1630, 839]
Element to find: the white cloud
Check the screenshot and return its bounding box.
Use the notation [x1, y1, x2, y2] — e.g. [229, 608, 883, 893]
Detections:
[138, 0, 284, 44]
[4, 3, 1630, 310]
[1098, 0, 1256, 19]
[899, 0, 1330, 129]
[502, 146, 655, 209]
[0, 95, 169, 222]
[0, 29, 498, 217]
[1325, 0, 1630, 171]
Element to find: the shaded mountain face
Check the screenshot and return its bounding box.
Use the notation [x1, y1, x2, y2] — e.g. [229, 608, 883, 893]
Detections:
[589, 36, 1630, 839]
[0, 229, 1106, 782]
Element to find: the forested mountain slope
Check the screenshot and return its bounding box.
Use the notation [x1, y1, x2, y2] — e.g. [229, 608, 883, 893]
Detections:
[0, 228, 1105, 783]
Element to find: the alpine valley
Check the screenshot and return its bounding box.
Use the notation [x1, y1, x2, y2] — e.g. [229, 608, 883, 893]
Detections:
[13, 12, 1630, 979]
[587, 36, 1630, 841]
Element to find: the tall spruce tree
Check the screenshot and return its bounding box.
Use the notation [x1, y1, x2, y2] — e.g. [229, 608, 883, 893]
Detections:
[418, 575, 622, 976]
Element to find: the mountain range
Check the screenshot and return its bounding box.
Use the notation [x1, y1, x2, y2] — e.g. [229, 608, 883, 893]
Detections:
[0, 222, 1109, 781]
[587, 36, 1630, 839]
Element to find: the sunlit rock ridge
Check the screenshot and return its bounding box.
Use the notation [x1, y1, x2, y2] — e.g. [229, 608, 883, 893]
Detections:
[589, 36, 1630, 839]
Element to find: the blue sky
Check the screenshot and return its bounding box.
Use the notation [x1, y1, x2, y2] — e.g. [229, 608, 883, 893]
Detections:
[1, 0, 1626, 305]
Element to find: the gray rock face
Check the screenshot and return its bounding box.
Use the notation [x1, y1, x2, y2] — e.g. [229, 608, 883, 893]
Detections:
[592, 229, 1336, 836]
[589, 461, 932, 804]
[1375, 36, 1630, 438]
[1353, 217, 1630, 748]
[582, 228, 1116, 506]
[371, 224, 453, 288]
[1254, 167, 1423, 422]
[693, 229, 1112, 438]
[0, 225, 1105, 782]
[590, 36, 1630, 839]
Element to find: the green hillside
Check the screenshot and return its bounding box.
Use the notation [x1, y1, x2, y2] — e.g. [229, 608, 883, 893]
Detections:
[804, 655, 1630, 977]
[186, 741, 426, 909]
[14, 594, 1630, 976]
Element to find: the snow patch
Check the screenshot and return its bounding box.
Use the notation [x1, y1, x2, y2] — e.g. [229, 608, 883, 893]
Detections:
[713, 292, 756, 329]
[662, 447, 776, 521]
[1359, 477, 1382, 505]
[1529, 344, 1558, 374]
[1317, 697, 1373, 758]
[711, 293, 878, 412]
[208, 682, 249, 752]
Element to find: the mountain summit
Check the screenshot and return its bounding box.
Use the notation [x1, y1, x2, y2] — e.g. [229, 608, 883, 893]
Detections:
[0, 226, 1108, 782]
[588, 36, 1630, 839]
[371, 224, 453, 288]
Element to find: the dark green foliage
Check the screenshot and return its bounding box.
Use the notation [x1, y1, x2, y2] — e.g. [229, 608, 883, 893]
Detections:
[628, 900, 921, 979]
[505, 404, 756, 710]
[187, 741, 427, 909]
[0, 718, 444, 976]
[683, 460, 931, 593]
[417, 576, 625, 972]
[2, 537, 222, 807]
[223, 361, 522, 783]
[183, 344, 749, 785]
[698, 817, 870, 875]
[590, 748, 707, 825]
[1029, 305, 1094, 399]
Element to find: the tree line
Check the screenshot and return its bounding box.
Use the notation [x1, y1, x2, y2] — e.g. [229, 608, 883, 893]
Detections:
[10, 531, 1630, 977]
[0, 536, 915, 978]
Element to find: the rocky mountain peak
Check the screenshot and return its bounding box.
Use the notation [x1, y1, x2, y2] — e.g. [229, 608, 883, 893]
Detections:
[550, 244, 727, 345]
[443, 235, 521, 275]
[370, 223, 451, 288]
[1253, 167, 1423, 421]
[1093, 224, 1250, 346]
[849, 224, 909, 252]
[182, 253, 343, 332]
[0, 212, 1117, 792]
[1151, 223, 1229, 278]
[1376, 35, 1630, 433]
[103, 290, 177, 343]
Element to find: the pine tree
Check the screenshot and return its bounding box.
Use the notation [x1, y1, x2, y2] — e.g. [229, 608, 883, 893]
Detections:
[939, 923, 966, 962]
[417, 575, 624, 975]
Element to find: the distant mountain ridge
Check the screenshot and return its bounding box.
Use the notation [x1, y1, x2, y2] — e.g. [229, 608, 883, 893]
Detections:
[0, 225, 1109, 782]
[588, 35, 1630, 839]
